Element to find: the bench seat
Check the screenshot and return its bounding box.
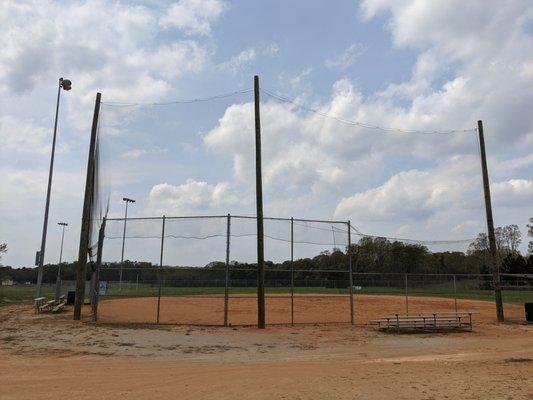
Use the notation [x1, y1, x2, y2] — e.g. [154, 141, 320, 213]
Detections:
[371, 312, 475, 332]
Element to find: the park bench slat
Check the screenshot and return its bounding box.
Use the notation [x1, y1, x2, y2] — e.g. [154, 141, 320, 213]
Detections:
[371, 312, 474, 332]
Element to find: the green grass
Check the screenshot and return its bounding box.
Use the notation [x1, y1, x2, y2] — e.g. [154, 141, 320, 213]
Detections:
[2, 283, 531, 306]
[101, 285, 532, 304]
[0, 285, 55, 306]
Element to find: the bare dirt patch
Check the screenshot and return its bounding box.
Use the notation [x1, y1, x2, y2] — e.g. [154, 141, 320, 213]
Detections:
[1, 297, 531, 400]
[96, 293, 527, 325]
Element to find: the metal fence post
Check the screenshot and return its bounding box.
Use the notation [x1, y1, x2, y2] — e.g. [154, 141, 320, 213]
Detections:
[453, 274, 458, 312]
[405, 273, 409, 315]
[347, 221, 354, 325]
[291, 217, 294, 326]
[156, 215, 166, 324]
[224, 214, 231, 326]
[92, 217, 106, 322]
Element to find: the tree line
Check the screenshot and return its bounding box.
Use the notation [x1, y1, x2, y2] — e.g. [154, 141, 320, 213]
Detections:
[1, 223, 531, 285]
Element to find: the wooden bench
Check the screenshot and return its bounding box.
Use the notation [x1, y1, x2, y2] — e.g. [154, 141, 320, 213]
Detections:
[51, 301, 66, 313]
[34, 297, 47, 314]
[34, 297, 67, 314]
[371, 312, 475, 332]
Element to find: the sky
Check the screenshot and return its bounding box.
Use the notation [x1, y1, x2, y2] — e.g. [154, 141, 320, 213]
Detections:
[1, 0, 532, 268]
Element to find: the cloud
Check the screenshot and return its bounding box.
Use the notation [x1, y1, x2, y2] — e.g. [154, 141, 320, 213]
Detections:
[160, 0, 226, 36]
[0, 1, 217, 120]
[147, 179, 242, 215]
[492, 179, 533, 207]
[203, 85, 385, 214]
[496, 153, 533, 175]
[0, 116, 49, 154]
[334, 156, 483, 223]
[120, 148, 167, 160]
[218, 44, 280, 75]
[325, 43, 365, 69]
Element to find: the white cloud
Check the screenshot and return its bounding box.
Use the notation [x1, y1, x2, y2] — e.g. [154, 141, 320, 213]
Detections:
[0, 116, 49, 154]
[120, 148, 167, 160]
[334, 156, 483, 223]
[325, 43, 365, 69]
[492, 179, 533, 207]
[125, 41, 208, 81]
[147, 179, 242, 215]
[218, 44, 280, 75]
[289, 68, 312, 91]
[0, 1, 217, 119]
[496, 153, 533, 175]
[160, 0, 226, 36]
[219, 48, 257, 74]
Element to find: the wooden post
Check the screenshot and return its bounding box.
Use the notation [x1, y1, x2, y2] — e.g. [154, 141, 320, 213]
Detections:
[156, 216, 166, 324]
[347, 221, 354, 325]
[477, 120, 504, 322]
[254, 75, 266, 329]
[224, 214, 231, 326]
[405, 273, 409, 315]
[290, 217, 294, 326]
[453, 274, 458, 312]
[74, 92, 101, 320]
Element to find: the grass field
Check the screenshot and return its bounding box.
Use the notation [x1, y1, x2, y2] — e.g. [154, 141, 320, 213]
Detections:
[2, 283, 532, 306]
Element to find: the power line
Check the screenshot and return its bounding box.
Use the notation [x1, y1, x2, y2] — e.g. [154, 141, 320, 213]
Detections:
[101, 89, 253, 107]
[262, 89, 477, 135]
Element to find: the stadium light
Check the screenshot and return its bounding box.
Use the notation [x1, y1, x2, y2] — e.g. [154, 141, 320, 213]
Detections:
[36, 78, 72, 297]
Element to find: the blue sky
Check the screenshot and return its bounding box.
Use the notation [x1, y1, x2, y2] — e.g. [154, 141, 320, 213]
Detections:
[1, 0, 532, 267]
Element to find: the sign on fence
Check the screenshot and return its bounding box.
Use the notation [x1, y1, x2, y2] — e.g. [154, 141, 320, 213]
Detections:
[98, 281, 108, 295]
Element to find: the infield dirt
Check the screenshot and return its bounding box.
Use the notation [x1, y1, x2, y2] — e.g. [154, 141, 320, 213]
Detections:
[1, 295, 531, 399]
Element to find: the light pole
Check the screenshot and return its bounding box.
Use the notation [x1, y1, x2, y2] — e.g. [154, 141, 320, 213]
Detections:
[120, 197, 135, 289]
[36, 78, 72, 297]
[55, 222, 68, 300]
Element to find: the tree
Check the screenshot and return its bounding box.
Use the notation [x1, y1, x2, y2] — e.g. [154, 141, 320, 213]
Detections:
[502, 225, 521, 253]
[0, 243, 6, 261]
[468, 233, 488, 254]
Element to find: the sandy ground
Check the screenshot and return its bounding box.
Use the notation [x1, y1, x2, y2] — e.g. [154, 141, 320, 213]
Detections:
[96, 293, 529, 325]
[1, 296, 532, 400]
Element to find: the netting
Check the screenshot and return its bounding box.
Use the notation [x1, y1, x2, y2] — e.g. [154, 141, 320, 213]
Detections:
[90, 215, 354, 325]
[77, 82, 529, 325]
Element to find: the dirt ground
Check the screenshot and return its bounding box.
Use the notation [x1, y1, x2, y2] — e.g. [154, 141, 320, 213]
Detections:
[96, 293, 529, 325]
[1, 296, 532, 400]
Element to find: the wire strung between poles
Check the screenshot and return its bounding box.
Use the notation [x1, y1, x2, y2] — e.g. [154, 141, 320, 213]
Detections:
[101, 88, 254, 107]
[349, 224, 475, 245]
[262, 88, 477, 135]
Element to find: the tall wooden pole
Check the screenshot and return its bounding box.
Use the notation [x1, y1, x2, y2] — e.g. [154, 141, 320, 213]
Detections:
[290, 217, 294, 326]
[254, 75, 266, 329]
[156, 215, 166, 324]
[74, 92, 101, 320]
[347, 221, 354, 324]
[224, 213, 231, 326]
[477, 120, 504, 322]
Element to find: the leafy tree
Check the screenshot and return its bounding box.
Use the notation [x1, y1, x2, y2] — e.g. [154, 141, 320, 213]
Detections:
[0, 243, 6, 265]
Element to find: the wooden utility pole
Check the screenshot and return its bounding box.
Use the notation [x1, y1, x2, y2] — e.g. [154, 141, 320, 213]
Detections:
[477, 120, 504, 322]
[224, 213, 231, 327]
[254, 75, 266, 329]
[74, 92, 101, 320]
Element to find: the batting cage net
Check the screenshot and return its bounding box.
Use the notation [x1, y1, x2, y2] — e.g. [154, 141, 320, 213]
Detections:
[69, 80, 531, 326]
